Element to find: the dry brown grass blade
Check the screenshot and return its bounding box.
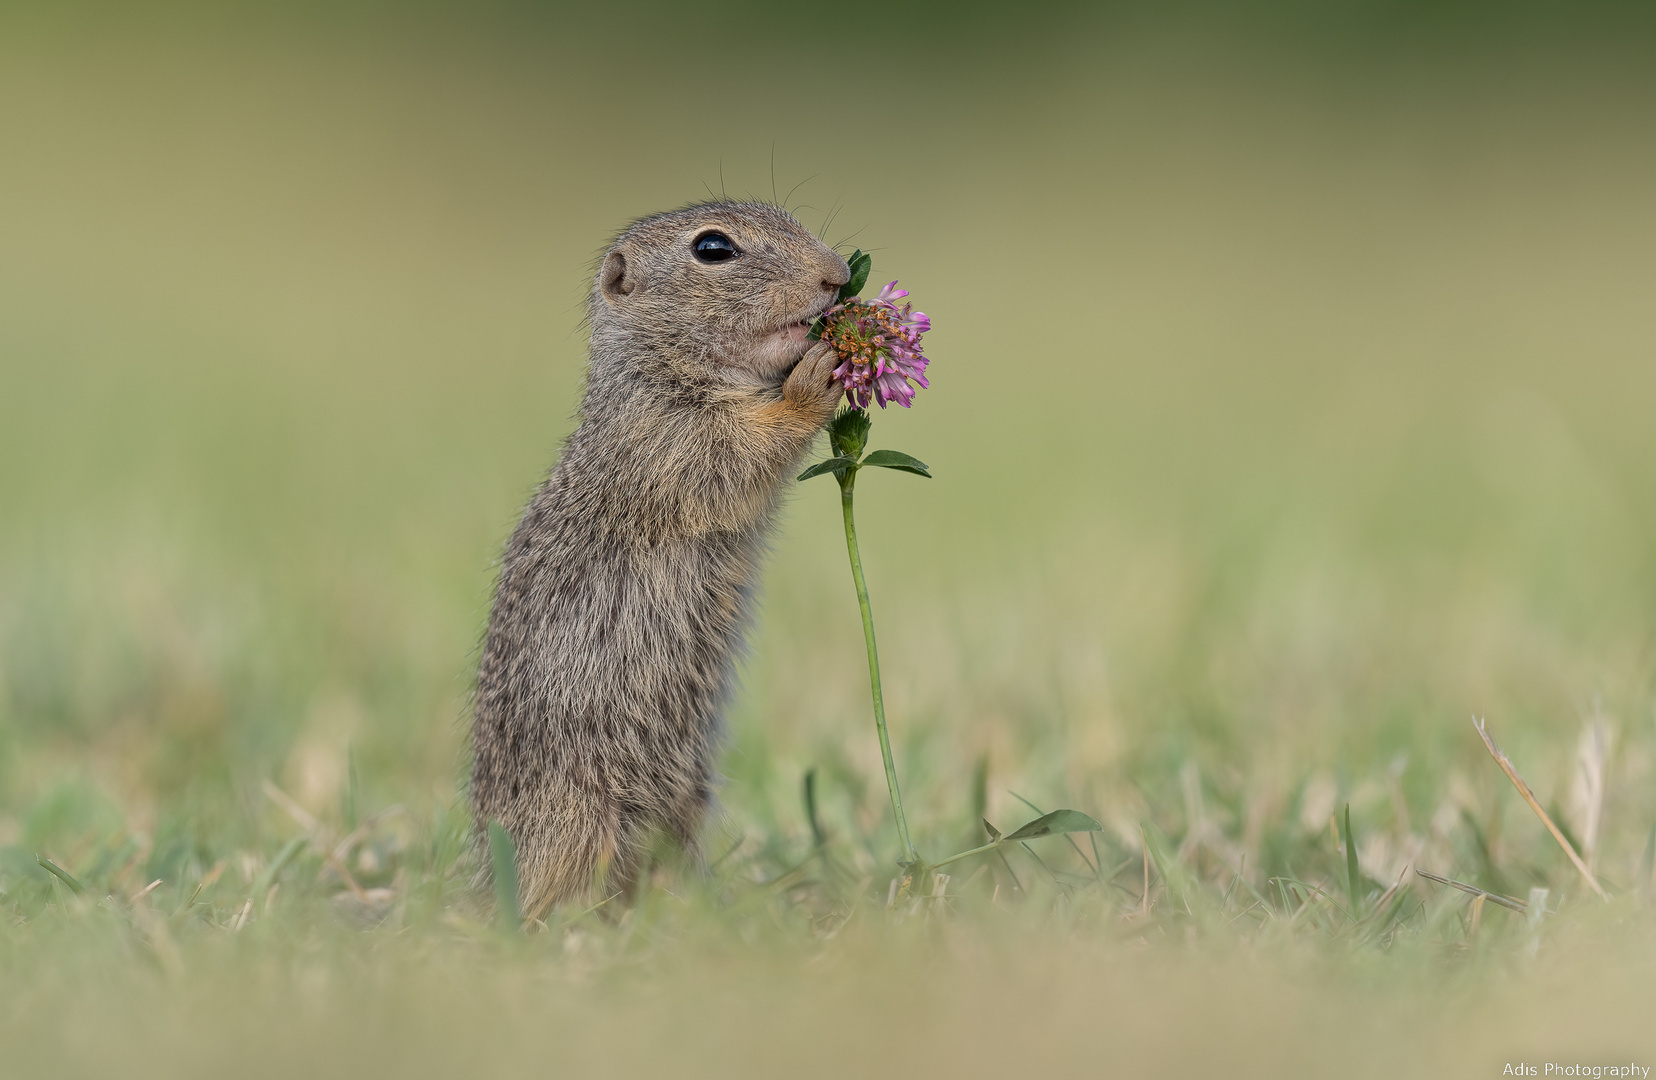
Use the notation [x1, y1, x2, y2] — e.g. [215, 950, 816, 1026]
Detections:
[1471, 717, 1608, 900]
[1414, 869, 1527, 911]
[1569, 714, 1610, 872]
[129, 902, 184, 978]
[1355, 861, 1411, 926]
[928, 872, 951, 915]
[1139, 827, 1150, 917]
[261, 779, 319, 834]
[329, 805, 406, 867]
[128, 878, 163, 905]
[261, 779, 371, 902]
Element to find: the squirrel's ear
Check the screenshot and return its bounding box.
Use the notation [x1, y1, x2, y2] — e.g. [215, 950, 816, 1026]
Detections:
[599, 250, 635, 299]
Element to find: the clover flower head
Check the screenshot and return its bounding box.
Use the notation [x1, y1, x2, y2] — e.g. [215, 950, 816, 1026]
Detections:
[819, 280, 932, 409]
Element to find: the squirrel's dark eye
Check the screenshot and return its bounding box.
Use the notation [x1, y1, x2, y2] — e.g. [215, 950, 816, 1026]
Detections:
[693, 231, 739, 263]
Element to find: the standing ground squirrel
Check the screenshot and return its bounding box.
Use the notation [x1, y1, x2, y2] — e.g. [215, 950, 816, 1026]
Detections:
[471, 201, 850, 917]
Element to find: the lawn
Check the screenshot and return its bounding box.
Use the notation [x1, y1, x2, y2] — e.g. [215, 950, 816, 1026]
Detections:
[2, 5, 1654, 1076]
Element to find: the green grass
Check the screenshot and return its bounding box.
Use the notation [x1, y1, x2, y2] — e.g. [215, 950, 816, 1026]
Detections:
[3, 6, 1656, 1076]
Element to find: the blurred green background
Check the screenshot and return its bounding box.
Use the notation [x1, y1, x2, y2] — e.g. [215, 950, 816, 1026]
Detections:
[2, 2, 1655, 1074]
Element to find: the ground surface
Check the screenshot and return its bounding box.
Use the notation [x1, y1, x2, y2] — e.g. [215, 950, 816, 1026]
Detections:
[3, 5, 1655, 1076]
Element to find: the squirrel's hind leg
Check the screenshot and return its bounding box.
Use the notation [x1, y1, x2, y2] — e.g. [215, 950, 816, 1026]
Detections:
[661, 781, 714, 874]
[515, 797, 635, 922]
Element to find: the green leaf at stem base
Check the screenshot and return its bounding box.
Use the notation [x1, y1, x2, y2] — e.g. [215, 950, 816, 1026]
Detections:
[928, 808, 1104, 871]
[797, 456, 858, 482]
[861, 449, 931, 478]
[1002, 809, 1103, 842]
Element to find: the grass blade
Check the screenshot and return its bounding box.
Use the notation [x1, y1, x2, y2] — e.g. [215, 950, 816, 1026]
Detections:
[1342, 804, 1361, 917]
[253, 835, 309, 906]
[1472, 716, 1607, 900]
[1414, 869, 1527, 912]
[37, 855, 86, 895]
[1640, 821, 1656, 902]
[1569, 715, 1610, 872]
[487, 820, 521, 931]
[803, 769, 826, 850]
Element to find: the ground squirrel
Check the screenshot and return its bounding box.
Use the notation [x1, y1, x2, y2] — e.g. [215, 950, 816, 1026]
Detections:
[470, 201, 851, 917]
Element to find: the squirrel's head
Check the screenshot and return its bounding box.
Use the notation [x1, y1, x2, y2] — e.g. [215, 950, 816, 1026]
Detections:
[591, 201, 850, 387]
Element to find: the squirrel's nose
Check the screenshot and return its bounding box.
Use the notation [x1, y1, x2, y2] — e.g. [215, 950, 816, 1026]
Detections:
[821, 253, 850, 291]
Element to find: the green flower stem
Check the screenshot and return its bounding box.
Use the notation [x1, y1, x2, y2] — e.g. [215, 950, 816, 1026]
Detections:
[838, 467, 918, 866]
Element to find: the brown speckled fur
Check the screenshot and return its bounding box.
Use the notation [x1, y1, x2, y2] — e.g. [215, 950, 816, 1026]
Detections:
[470, 202, 850, 918]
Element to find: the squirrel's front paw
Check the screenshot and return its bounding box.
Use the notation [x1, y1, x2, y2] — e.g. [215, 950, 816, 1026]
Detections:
[782, 341, 844, 424]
